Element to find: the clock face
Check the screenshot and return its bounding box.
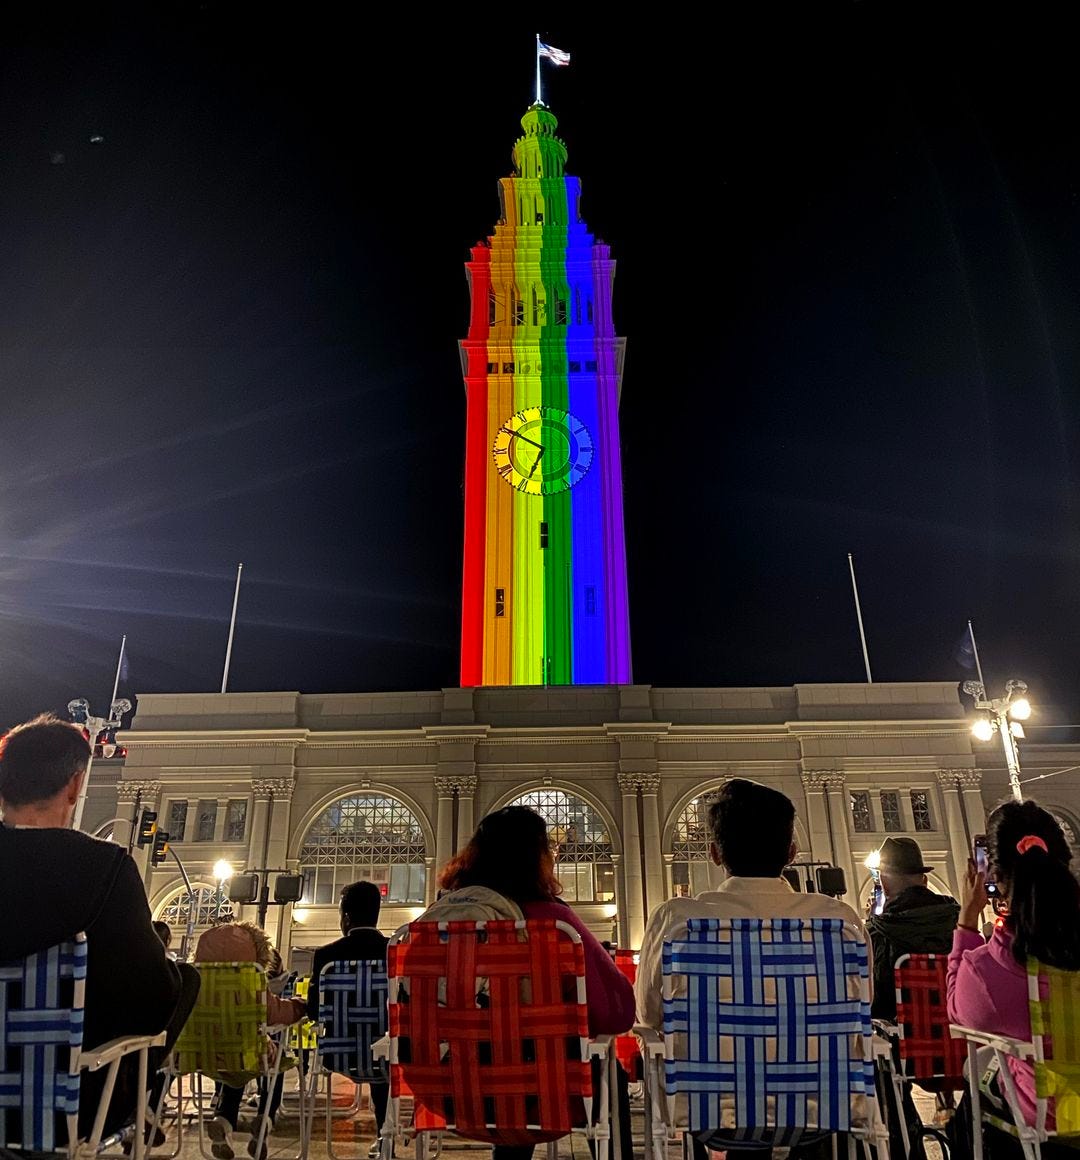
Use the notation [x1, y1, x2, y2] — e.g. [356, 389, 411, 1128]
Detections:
[492, 406, 594, 495]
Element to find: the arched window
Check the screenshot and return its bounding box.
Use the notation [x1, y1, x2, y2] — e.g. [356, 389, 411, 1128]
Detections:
[670, 789, 725, 898]
[298, 793, 428, 906]
[1049, 810, 1079, 854]
[506, 788, 615, 904]
[156, 883, 235, 938]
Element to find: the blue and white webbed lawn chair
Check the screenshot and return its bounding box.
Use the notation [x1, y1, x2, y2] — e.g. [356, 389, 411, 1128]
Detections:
[304, 959, 389, 1160]
[635, 916, 891, 1159]
[0, 932, 166, 1160]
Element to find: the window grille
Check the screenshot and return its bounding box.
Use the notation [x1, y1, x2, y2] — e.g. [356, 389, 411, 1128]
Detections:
[298, 794, 428, 906]
[157, 884, 234, 933]
[670, 790, 725, 898]
[506, 789, 613, 903]
[911, 791, 933, 832]
[850, 791, 873, 833]
[195, 800, 217, 842]
[167, 800, 188, 843]
[880, 791, 902, 833]
[225, 799, 248, 842]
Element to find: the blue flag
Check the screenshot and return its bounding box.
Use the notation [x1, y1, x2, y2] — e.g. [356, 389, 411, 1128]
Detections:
[955, 629, 976, 670]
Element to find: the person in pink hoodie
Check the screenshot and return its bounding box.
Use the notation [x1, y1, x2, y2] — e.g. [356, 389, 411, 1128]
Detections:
[194, 921, 306, 1160]
[947, 799, 1080, 1157]
[437, 805, 635, 1160]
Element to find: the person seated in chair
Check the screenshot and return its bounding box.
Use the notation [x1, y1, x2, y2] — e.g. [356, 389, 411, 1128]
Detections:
[636, 779, 870, 1160]
[0, 713, 200, 1145]
[309, 881, 390, 1159]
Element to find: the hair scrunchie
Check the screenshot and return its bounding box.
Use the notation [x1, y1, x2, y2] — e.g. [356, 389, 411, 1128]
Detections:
[1016, 834, 1049, 856]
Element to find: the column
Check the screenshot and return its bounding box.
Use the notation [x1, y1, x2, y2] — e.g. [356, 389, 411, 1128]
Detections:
[424, 856, 437, 906]
[958, 769, 987, 844]
[251, 777, 296, 936]
[114, 780, 144, 855]
[455, 775, 477, 848]
[823, 772, 855, 901]
[799, 771, 833, 869]
[639, 774, 664, 917]
[617, 772, 646, 950]
[936, 770, 970, 894]
[247, 791, 271, 877]
[434, 777, 456, 874]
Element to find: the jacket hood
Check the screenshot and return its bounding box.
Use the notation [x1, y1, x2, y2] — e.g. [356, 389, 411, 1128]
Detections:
[870, 891, 959, 946]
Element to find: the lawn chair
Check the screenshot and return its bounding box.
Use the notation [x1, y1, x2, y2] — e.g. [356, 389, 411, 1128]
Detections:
[636, 916, 891, 1160]
[0, 933, 166, 1160]
[381, 918, 613, 1160]
[305, 960, 388, 1159]
[874, 953, 965, 1158]
[952, 957, 1080, 1160]
[613, 949, 642, 1082]
[171, 962, 306, 1160]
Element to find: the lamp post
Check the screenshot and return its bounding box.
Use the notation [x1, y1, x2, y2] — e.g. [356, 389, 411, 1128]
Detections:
[69, 695, 134, 832]
[965, 678, 1032, 803]
[213, 859, 234, 920]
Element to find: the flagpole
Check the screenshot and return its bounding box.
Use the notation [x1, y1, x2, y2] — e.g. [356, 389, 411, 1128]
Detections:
[535, 33, 542, 105]
[221, 563, 243, 694]
[847, 553, 873, 683]
[109, 634, 126, 707]
[967, 618, 986, 690]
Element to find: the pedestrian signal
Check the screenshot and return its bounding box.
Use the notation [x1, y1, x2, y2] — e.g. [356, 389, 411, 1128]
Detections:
[137, 810, 158, 847]
[151, 830, 170, 866]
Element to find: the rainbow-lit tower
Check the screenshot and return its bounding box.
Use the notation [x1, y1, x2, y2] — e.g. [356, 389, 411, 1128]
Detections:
[459, 100, 631, 686]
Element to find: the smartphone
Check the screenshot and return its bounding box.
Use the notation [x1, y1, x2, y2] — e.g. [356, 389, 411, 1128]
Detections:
[973, 834, 999, 898]
[871, 880, 885, 916]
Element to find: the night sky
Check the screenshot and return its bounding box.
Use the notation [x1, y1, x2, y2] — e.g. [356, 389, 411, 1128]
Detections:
[2, 7, 1079, 731]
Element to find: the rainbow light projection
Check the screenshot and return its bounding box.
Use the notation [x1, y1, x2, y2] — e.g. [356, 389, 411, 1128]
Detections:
[459, 104, 631, 686]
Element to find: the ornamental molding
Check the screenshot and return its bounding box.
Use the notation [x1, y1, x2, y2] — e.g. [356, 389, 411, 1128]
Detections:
[116, 779, 162, 803]
[800, 770, 846, 790]
[252, 777, 297, 801]
[433, 775, 478, 796]
[937, 768, 982, 788]
[617, 771, 662, 794]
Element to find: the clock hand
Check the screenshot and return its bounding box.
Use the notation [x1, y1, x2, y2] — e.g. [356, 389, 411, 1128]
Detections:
[502, 428, 544, 450]
[527, 447, 545, 479]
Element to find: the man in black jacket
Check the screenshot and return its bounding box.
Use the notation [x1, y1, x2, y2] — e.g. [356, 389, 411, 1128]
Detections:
[866, 836, 959, 1020]
[309, 880, 389, 1156]
[0, 714, 199, 1140]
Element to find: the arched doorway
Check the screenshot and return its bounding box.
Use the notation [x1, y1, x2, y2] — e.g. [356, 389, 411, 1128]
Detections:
[154, 882, 235, 947]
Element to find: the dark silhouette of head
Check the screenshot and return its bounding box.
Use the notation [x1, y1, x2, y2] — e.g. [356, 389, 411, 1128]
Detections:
[440, 805, 561, 903]
[340, 880, 382, 933]
[0, 714, 91, 809]
[708, 779, 797, 878]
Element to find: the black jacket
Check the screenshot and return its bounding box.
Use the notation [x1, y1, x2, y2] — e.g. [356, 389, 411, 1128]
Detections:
[307, 926, 389, 1022]
[0, 823, 183, 1132]
[866, 884, 960, 1019]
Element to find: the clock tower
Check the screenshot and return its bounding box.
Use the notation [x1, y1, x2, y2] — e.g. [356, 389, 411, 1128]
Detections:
[459, 103, 631, 686]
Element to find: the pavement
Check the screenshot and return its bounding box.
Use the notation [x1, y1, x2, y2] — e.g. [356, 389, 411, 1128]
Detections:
[159, 1073, 947, 1160]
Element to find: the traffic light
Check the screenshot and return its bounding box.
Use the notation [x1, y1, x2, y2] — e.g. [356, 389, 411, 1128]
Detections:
[151, 830, 170, 866]
[137, 810, 158, 847]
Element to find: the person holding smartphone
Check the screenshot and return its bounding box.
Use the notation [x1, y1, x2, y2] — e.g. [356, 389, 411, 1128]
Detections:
[947, 800, 1080, 1155]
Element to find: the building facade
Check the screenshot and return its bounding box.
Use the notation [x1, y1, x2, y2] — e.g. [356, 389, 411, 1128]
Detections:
[82, 680, 1080, 967]
[458, 103, 631, 687]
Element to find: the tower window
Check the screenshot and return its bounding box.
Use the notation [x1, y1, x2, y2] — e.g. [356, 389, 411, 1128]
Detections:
[554, 298, 568, 326]
[502, 362, 515, 375]
[574, 288, 582, 326]
[585, 586, 597, 616]
[585, 359, 598, 373]
[494, 588, 505, 617]
[539, 523, 549, 550]
[488, 288, 497, 326]
[513, 296, 525, 326]
[486, 362, 498, 375]
[532, 286, 540, 326]
[587, 298, 594, 323]
[569, 361, 581, 373]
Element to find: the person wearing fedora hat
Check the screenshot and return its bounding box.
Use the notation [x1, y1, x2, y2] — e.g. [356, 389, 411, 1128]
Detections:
[866, 836, 959, 1019]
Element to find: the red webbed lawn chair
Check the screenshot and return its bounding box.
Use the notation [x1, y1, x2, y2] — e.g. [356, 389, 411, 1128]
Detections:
[381, 918, 613, 1160]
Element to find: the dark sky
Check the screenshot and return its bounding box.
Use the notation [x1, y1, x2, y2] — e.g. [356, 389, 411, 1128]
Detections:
[2, 6, 1079, 731]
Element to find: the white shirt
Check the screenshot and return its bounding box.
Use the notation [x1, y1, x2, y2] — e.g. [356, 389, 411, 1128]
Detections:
[634, 875, 871, 1030]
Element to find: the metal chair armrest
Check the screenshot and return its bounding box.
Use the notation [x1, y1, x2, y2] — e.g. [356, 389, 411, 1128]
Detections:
[872, 1019, 900, 1037]
[632, 1024, 666, 1057]
[949, 1023, 1036, 1059]
[372, 1033, 391, 1061]
[80, 1031, 167, 1071]
[588, 1033, 614, 1059]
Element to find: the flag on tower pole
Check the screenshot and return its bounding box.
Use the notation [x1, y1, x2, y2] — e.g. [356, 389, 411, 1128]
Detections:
[535, 36, 571, 105]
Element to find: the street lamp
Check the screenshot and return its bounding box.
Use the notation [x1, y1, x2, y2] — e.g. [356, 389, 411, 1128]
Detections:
[213, 859, 234, 920]
[965, 678, 1032, 803]
[70, 696, 134, 831]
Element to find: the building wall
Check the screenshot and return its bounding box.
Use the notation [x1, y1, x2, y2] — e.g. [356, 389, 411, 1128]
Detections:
[89, 681, 1079, 968]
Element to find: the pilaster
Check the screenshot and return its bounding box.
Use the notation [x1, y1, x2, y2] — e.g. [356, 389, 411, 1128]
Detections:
[617, 771, 647, 950]
[117, 779, 162, 884]
[935, 769, 972, 892]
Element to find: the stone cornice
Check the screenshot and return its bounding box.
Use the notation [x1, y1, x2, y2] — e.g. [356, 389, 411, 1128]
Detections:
[252, 777, 297, 801]
[116, 779, 162, 802]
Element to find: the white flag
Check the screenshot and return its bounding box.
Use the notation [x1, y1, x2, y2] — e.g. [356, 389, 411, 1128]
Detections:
[538, 41, 571, 67]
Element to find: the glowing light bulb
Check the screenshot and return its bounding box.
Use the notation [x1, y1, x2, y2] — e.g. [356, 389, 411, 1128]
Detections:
[864, 850, 881, 872]
[1009, 698, 1032, 721]
[972, 718, 995, 742]
[213, 859, 234, 883]
[1010, 721, 1026, 739]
